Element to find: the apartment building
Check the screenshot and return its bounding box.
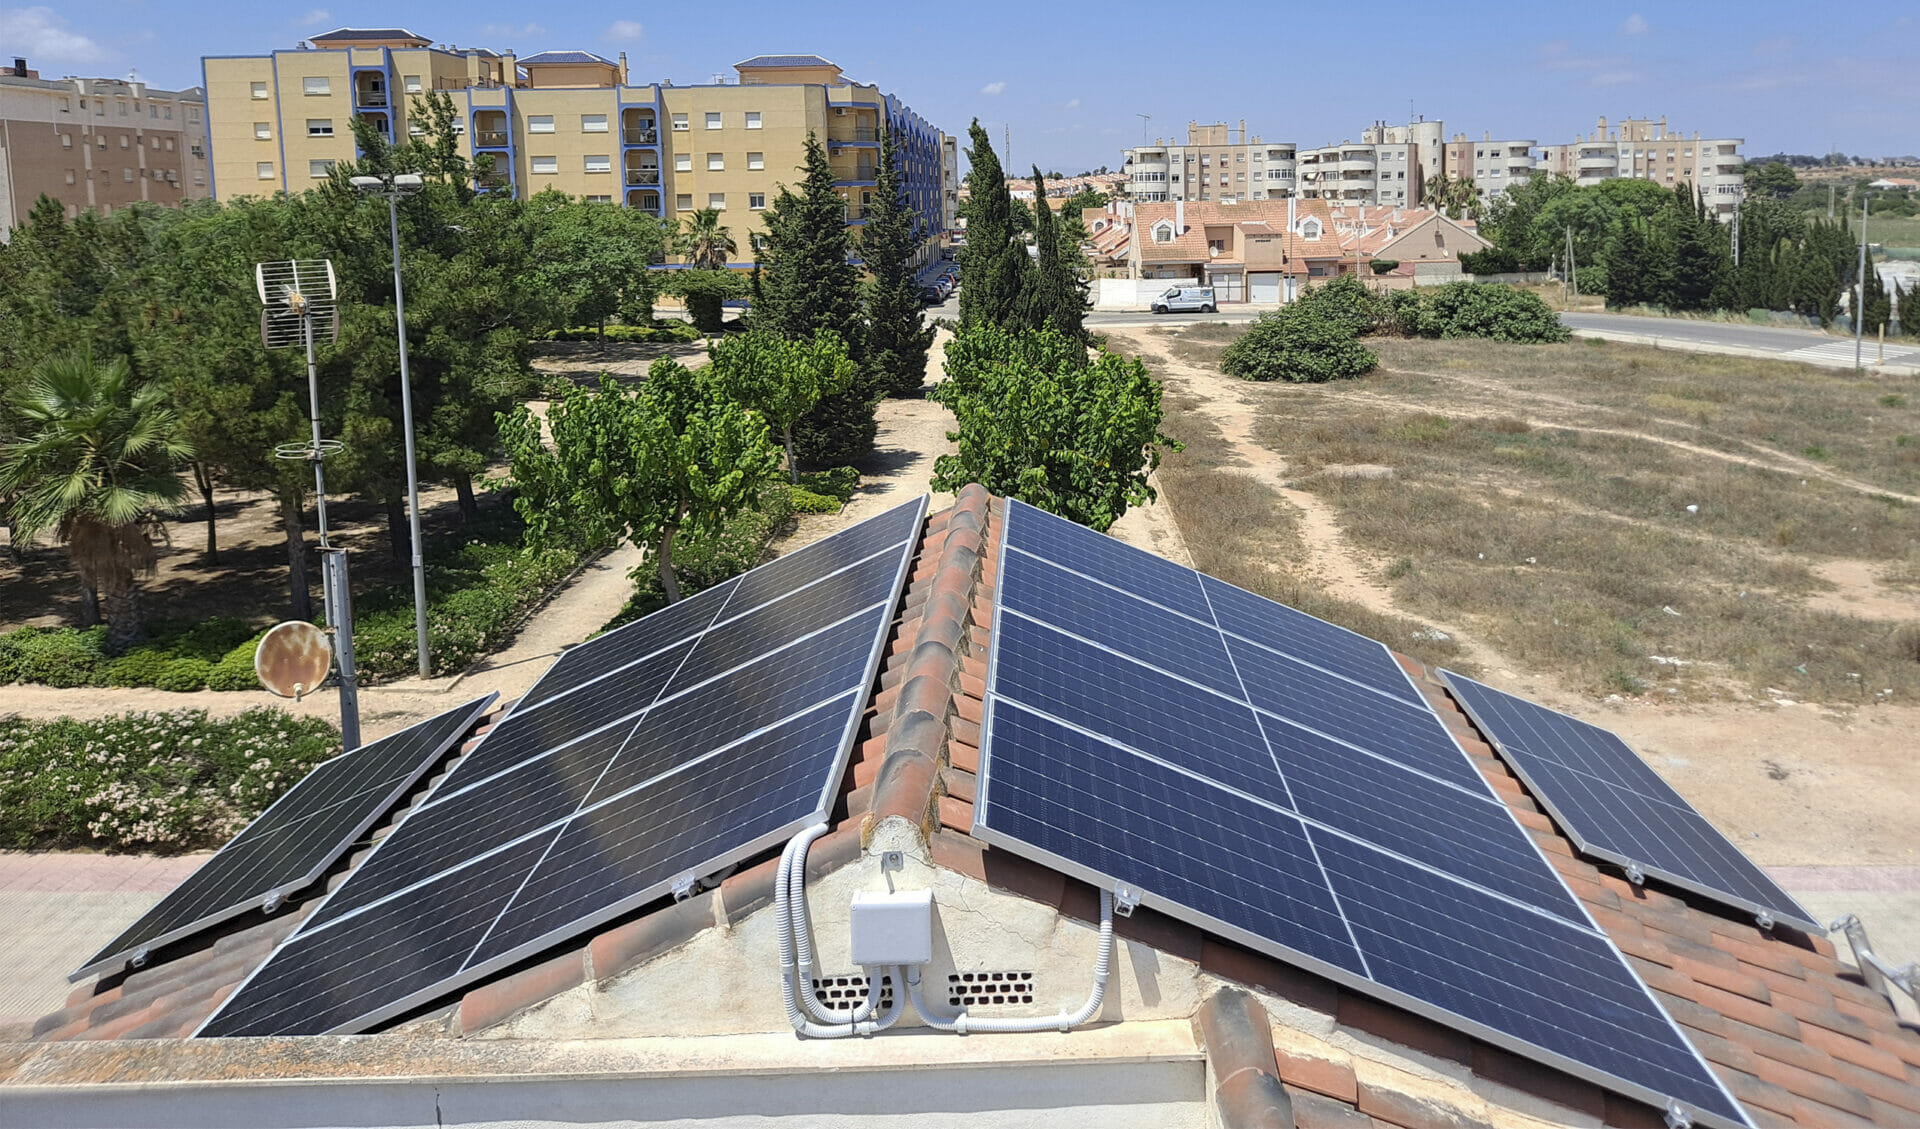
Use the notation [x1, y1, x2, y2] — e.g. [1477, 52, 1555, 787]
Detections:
[202, 32, 947, 263]
[0, 56, 210, 236]
[1120, 121, 1297, 204]
[1297, 119, 1446, 207]
[1441, 133, 1537, 201]
[1538, 116, 1743, 217]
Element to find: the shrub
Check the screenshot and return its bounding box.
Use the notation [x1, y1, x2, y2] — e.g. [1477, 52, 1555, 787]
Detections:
[540, 322, 702, 344]
[601, 484, 798, 633]
[154, 657, 213, 692]
[207, 634, 266, 691]
[1370, 258, 1400, 275]
[795, 466, 860, 503]
[785, 486, 842, 514]
[1460, 247, 1522, 274]
[1293, 275, 1379, 336]
[351, 533, 579, 679]
[0, 708, 339, 850]
[1221, 305, 1378, 383]
[1393, 282, 1571, 343]
[104, 648, 174, 687]
[0, 625, 109, 687]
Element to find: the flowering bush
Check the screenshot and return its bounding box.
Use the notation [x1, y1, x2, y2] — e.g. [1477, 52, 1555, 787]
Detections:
[0, 708, 339, 850]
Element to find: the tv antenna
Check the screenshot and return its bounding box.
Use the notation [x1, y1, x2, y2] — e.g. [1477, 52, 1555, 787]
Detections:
[255, 258, 360, 748]
[1137, 113, 1151, 145]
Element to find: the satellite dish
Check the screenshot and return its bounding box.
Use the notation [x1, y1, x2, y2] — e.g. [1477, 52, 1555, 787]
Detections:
[255, 621, 333, 699]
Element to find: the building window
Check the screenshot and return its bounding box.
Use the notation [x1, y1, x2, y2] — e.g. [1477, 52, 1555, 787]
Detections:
[96, 136, 106, 149]
[120, 135, 130, 148]
[118, 102, 128, 116]
[747, 151, 763, 170]
[750, 232, 768, 252]
[61, 134, 72, 149]
[249, 81, 269, 99]
[303, 76, 330, 96]
[585, 194, 612, 203]
[705, 111, 722, 129]
[585, 154, 611, 173]
[671, 112, 688, 131]
[676, 193, 693, 210]
[707, 153, 724, 171]
[255, 122, 272, 139]
[581, 113, 607, 133]
[749, 192, 765, 209]
[404, 74, 422, 94]
[674, 152, 691, 172]
[309, 159, 334, 177]
[528, 115, 554, 133]
[745, 111, 762, 129]
[150, 105, 158, 118]
[1152, 222, 1173, 243]
[708, 192, 726, 209]
[165, 138, 175, 151]
[307, 119, 333, 137]
[531, 155, 559, 174]
[65, 169, 76, 184]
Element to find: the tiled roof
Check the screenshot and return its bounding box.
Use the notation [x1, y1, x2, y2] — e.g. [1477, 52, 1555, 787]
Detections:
[518, 50, 615, 66]
[735, 54, 838, 69]
[19, 486, 1920, 1129]
[309, 27, 428, 43]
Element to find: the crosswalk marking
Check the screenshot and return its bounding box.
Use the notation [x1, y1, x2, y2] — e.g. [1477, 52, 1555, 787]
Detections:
[1784, 340, 1920, 366]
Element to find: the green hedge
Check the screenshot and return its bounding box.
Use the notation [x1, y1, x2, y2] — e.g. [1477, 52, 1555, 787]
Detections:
[1382, 282, 1571, 343]
[0, 708, 340, 851]
[0, 617, 264, 692]
[540, 322, 703, 344]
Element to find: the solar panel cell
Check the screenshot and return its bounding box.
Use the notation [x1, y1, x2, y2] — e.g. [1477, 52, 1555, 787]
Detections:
[1009, 500, 1214, 622]
[670, 553, 901, 688]
[515, 578, 735, 712]
[723, 496, 923, 614]
[1200, 575, 1421, 703]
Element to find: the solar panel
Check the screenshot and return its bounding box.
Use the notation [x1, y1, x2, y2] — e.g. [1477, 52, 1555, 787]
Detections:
[974, 499, 1750, 1129]
[1441, 672, 1820, 934]
[196, 496, 927, 1037]
[71, 695, 496, 983]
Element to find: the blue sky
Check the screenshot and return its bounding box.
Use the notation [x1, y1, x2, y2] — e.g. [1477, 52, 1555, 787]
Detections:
[6, 1, 1915, 172]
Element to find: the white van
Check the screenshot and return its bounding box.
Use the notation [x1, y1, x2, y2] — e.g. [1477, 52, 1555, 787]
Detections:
[1151, 286, 1217, 314]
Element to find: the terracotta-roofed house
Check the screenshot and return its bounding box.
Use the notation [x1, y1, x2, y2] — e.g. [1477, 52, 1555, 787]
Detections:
[6, 488, 1916, 1129]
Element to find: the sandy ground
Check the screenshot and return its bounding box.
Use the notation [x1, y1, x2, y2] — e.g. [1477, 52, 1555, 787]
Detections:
[1108, 327, 1919, 956]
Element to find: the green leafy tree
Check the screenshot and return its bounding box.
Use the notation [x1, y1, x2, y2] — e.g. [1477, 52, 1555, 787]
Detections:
[0, 350, 194, 652]
[1018, 168, 1090, 342]
[675, 207, 737, 270]
[500, 363, 779, 602]
[1059, 186, 1109, 215]
[860, 131, 936, 397]
[753, 134, 877, 465]
[1743, 161, 1801, 200]
[707, 328, 854, 481]
[956, 120, 1031, 328]
[528, 189, 664, 335]
[930, 324, 1180, 532]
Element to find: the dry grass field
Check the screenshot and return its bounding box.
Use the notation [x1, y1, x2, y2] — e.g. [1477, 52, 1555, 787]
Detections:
[1124, 326, 1920, 704]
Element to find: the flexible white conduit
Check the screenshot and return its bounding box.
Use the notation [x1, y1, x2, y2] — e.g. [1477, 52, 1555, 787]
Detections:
[775, 825, 1114, 1038]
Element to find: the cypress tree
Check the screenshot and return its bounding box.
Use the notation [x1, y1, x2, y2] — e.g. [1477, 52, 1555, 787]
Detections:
[861, 131, 936, 397]
[1604, 218, 1655, 309]
[1018, 168, 1090, 342]
[1861, 264, 1892, 335]
[956, 120, 1030, 328]
[753, 134, 877, 465]
[1670, 183, 1727, 311]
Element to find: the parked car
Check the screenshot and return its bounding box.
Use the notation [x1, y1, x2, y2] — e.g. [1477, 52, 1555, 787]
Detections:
[1151, 286, 1217, 314]
[919, 284, 944, 304]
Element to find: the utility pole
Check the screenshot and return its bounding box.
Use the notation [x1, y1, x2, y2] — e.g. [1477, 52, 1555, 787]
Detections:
[1732, 198, 1741, 268]
[1566, 225, 1578, 304]
[1828, 182, 1835, 220]
[1855, 189, 1870, 370]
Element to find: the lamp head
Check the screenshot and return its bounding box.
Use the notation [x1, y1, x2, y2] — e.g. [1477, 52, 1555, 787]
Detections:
[349, 175, 382, 192]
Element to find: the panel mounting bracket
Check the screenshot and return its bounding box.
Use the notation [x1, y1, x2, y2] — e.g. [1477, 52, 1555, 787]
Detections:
[1663, 1099, 1693, 1129]
[671, 873, 699, 902]
[1112, 884, 1143, 917]
[1753, 909, 1774, 930]
[261, 890, 286, 915]
[1623, 861, 1646, 886]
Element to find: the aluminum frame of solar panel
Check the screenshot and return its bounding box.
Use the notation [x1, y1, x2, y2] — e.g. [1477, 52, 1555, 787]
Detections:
[1440, 671, 1822, 935]
[70, 694, 497, 983]
[194, 495, 928, 1037]
[974, 499, 1751, 1129]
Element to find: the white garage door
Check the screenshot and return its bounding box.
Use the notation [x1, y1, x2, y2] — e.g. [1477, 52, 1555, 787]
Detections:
[1249, 272, 1281, 303]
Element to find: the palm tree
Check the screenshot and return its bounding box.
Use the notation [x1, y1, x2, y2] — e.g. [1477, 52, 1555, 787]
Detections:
[0, 349, 194, 653]
[676, 208, 737, 270]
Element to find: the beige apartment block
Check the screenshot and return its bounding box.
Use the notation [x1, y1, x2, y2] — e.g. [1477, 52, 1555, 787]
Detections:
[1538, 116, 1743, 218]
[0, 56, 209, 237]
[203, 34, 947, 264]
[1121, 120, 1296, 204]
[1442, 133, 1537, 201]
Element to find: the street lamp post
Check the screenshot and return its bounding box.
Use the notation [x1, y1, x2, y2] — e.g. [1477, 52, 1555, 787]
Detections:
[351, 172, 432, 677]
[1854, 188, 1871, 371]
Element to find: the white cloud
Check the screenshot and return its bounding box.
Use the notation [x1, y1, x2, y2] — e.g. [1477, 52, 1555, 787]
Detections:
[480, 22, 545, 38]
[980, 81, 1006, 95]
[1065, 98, 1080, 109]
[602, 20, 643, 42]
[300, 9, 331, 27]
[4, 6, 104, 62]
[1621, 13, 1647, 35]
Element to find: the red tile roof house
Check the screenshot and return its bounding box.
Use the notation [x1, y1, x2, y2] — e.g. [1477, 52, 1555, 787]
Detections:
[5, 487, 1917, 1129]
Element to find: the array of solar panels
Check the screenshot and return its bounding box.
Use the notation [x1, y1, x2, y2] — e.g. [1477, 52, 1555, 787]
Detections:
[972, 499, 1750, 1129]
[1442, 672, 1820, 935]
[197, 496, 929, 1037]
[72, 695, 497, 983]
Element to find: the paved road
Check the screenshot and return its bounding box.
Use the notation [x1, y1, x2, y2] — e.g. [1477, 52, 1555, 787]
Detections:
[1561, 312, 1920, 373]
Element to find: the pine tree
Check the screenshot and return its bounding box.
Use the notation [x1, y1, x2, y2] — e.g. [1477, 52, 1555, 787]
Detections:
[753, 134, 877, 465]
[861, 131, 936, 397]
[1603, 218, 1659, 309]
[1018, 168, 1090, 342]
[1670, 183, 1727, 311]
[956, 120, 1030, 328]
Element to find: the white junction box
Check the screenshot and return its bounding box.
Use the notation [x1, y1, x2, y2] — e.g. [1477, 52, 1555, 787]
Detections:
[849, 888, 934, 966]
